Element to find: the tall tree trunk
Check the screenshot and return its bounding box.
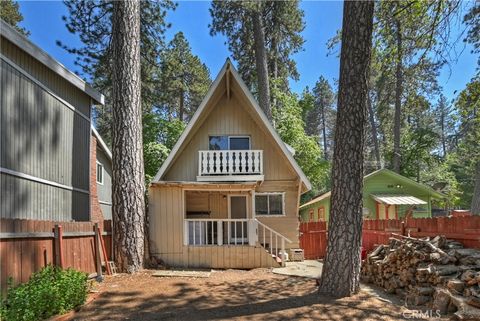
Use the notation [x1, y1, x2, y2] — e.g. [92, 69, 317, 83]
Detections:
[440, 109, 446, 158]
[112, 0, 145, 273]
[393, 19, 403, 173]
[251, 6, 272, 121]
[367, 92, 381, 169]
[318, 0, 374, 297]
[321, 104, 328, 160]
[472, 161, 480, 215]
[179, 89, 184, 121]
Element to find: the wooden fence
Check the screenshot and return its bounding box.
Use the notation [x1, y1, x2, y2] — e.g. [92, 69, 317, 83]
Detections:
[0, 219, 112, 291]
[299, 221, 327, 259]
[300, 216, 480, 259]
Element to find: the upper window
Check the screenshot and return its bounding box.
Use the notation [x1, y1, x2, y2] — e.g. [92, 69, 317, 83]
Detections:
[96, 162, 104, 184]
[209, 136, 250, 150]
[255, 193, 284, 216]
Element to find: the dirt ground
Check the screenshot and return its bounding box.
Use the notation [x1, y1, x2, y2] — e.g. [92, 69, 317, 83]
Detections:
[70, 269, 430, 321]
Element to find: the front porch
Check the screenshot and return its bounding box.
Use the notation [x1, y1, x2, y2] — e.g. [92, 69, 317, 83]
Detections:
[184, 190, 291, 265]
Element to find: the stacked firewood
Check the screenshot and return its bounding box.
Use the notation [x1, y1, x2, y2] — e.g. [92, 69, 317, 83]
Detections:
[361, 234, 480, 320]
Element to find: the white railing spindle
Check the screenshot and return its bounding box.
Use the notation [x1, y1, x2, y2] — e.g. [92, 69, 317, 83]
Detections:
[198, 150, 263, 176]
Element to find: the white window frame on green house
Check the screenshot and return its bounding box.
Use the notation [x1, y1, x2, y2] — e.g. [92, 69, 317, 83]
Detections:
[255, 192, 285, 216]
[96, 161, 104, 185]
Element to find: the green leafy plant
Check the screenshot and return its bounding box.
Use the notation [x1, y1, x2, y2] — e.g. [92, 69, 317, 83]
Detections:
[0, 265, 88, 321]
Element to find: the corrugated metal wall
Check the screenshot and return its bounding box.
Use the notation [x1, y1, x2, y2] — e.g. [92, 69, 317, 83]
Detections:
[1, 37, 91, 221]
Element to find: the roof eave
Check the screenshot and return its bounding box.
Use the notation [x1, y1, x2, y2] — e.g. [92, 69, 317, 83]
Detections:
[0, 20, 104, 105]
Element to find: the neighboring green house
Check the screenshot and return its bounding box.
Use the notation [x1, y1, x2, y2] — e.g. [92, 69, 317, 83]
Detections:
[299, 169, 445, 222]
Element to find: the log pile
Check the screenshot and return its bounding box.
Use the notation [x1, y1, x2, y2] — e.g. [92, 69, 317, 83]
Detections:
[361, 234, 480, 320]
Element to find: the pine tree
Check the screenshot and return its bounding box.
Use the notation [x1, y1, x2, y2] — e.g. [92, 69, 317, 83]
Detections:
[318, 0, 374, 297]
[111, 0, 145, 273]
[0, 0, 29, 36]
[209, 0, 304, 98]
[159, 32, 211, 122]
[59, 0, 176, 145]
[311, 76, 336, 160]
[373, 0, 462, 173]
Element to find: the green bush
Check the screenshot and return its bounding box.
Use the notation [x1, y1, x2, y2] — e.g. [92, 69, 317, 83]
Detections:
[0, 265, 88, 321]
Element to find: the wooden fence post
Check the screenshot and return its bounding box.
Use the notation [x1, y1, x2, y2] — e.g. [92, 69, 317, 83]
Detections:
[98, 225, 112, 275]
[54, 224, 64, 268]
[94, 223, 103, 280]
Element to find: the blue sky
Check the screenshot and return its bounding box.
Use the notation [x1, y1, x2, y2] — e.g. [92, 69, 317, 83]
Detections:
[18, 1, 477, 102]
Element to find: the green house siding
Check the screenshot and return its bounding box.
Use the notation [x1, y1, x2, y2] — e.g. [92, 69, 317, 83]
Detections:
[299, 169, 444, 222]
[299, 198, 330, 223]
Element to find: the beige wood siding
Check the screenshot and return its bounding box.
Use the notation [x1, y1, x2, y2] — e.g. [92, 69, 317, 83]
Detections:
[255, 180, 300, 249]
[164, 94, 297, 182]
[149, 185, 279, 268]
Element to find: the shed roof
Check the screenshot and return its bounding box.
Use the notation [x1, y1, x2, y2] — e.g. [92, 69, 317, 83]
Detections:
[0, 20, 104, 105]
[371, 194, 427, 205]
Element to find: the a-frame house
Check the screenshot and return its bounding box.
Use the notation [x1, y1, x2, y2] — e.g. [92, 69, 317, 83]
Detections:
[149, 60, 311, 268]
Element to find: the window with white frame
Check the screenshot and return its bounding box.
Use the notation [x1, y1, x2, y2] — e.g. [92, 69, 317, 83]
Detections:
[96, 162, 104, 184]
[255, 193, 284, 215]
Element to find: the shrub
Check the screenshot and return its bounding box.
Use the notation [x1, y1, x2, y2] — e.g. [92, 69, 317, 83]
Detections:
[0, 265, 88, 321]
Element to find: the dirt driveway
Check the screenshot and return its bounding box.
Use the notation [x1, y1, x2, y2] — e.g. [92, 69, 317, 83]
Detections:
[71, 269, 421, 321]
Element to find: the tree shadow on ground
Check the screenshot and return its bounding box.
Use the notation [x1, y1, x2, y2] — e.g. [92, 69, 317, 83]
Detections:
[72, 273, 410, 321]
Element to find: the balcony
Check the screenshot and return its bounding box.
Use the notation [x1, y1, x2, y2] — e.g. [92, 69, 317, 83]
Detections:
[197, 150, 264, 182]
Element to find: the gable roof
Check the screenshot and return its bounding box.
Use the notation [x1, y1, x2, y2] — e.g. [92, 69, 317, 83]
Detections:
[92, 127, 112, 161]
[152, 59, 311, 192]
[299, 191, 331, 209]
[0, 20, 104, 105]
[365, 169, 445, 199]
[299, 168, 445, 208]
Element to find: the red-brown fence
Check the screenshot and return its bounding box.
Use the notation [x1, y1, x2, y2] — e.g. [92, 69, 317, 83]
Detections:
[300, 216, 480, 259]
[299, 221, 327, 259]
[0, 219, 112, 292]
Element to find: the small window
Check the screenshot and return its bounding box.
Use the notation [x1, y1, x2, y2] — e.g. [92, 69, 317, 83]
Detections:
[96, 162, 104, 184]
[208, 136, 250, 150]
[318, 207, 325, 221]
[229, 137, 250, 150]
[209, 136, 228, 150]
[255, 193, 284, 216]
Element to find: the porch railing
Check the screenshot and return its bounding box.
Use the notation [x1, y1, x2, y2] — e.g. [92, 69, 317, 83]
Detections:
[255, 219, 292, 266]
[184, 219, 257, 246]
[198, 150, 263, 176]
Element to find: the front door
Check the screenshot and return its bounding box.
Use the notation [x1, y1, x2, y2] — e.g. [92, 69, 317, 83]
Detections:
[229, 196, 248, 244]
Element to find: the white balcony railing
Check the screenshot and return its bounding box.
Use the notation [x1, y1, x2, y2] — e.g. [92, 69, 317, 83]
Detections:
[184, 219, 257, 246]
[198, 150, 263, 177]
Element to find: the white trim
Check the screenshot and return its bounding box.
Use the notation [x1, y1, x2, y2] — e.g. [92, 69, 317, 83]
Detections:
[0, 167, 89, 194]
[228, 64, 311, 191]
[196, 175, 264, 182]
[92, 127, 112, 160]
[1, 54, 91, 122]
[151, 60, 312, 192]
[254, 192, 286, 217]
[208, 135, 251, 150]
[152, 61, 230, 182]
[96, 161, 104, 185]
[0, 20, 104, 104]
[98, 200, 112, 206]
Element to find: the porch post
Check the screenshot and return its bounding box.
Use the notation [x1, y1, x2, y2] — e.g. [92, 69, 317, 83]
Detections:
[184, 220, 189, 246]
[217, 220, 223, 246]
[248, 219, 257, 246]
